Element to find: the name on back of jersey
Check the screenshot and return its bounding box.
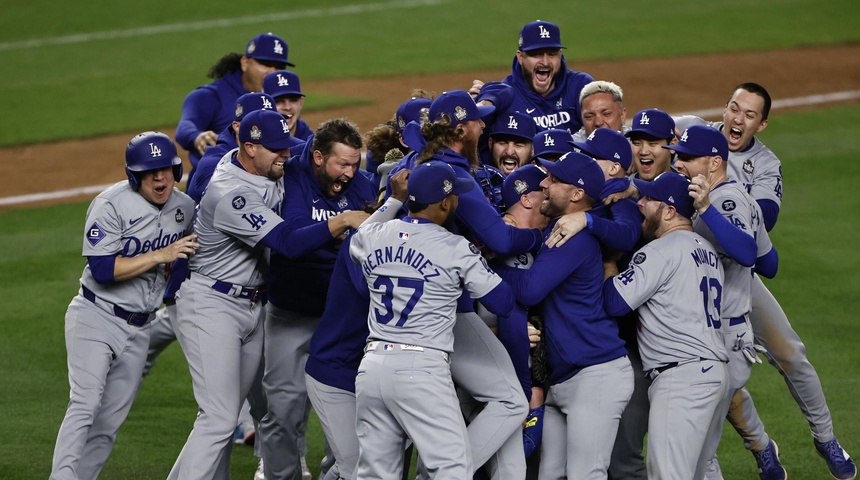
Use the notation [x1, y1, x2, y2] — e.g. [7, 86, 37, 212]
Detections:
[361, 244, 442, 281]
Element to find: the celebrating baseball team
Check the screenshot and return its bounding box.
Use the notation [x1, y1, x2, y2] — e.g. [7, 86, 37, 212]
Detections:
[49, 19, 856, 480]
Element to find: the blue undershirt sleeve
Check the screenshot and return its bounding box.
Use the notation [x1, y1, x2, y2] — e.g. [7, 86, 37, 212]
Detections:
[755, 246, 779, 279]
[88, 255, 116, 284]
[699, 205, 757, 267]
[758, 199, 780, 232]
[259, 221, 334, 258]
[603, 278, 633, 318]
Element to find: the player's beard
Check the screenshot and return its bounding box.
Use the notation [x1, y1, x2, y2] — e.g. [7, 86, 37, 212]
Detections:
[462, 131, 480, 168]
[642, 204, 665, 242]
[315, 163, 348, 197]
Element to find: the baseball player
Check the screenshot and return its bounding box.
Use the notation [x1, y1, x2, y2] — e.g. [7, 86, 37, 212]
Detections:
[672, 125, 779, 479]
[678, 83, 856, 480]
[603, 171, 730, 480]
[185, 92, 280, 203]
[167, 109, 303, 480]
[349, 161, 524, 479]
[530, 128, 575, 164]
[495, 152, 634, 479]
[259, 118, 375, 480]
[304, 169, 411, 480]
[263, 69, 314, 141]
[409, 90, 538, 477]
[50, 132, 197, 480]
[628, 108, 678, 181]
[364, 89, 435, 190]
[176, 32, 290, 188]
[473, 20, 594, 134]
[487, 111, 536, 176]
[570, 80, 628, 142]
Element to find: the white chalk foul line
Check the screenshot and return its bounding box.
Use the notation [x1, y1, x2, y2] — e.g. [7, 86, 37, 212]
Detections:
[676, 90, 860, 119]
[2, 90, 859, 207]
[0, 0, 447, 51]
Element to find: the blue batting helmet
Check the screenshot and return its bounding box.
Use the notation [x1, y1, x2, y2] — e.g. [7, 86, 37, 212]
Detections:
[125, 131, 183, 190]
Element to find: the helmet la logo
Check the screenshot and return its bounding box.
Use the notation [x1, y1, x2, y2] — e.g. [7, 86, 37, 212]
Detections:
[149, 143, 162, 157]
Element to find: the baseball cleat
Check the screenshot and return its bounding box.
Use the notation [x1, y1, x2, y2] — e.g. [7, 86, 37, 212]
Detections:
[254, 458, 265, 480]
[753, 439, 787, 480]
[815, 438, 857, 480]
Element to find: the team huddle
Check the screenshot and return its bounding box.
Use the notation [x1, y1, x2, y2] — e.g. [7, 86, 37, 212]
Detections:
[49, 20, 856, 480]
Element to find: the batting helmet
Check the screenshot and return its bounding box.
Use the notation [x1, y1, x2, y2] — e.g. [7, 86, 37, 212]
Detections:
[125, 131, 183, 190]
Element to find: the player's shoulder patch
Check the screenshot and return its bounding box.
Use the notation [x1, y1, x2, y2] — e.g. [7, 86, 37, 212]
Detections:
[468, 243, 481, 255]
[87, 222, 106, 246]
[633, 252, 647, 265]
[743, 159, 754, 175]
[721, 199, 736, 212]
[232, 196, 246, 210]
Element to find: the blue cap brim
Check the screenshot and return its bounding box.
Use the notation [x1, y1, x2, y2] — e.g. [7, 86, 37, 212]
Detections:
[400, 121, 425, 153]
[452, 177, 475, 196]
[263, 135, 305, 151]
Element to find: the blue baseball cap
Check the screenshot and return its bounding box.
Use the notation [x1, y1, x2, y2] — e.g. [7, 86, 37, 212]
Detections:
[490, 111, 536, 142]
[263, 70, 304, 98]
[570, 128, 632, 170]
[429, 90, 495, 126]
[234, 93, 276, 122]
[396, 97, 432, 133]
[502, 164, 547, 208]
[245, 33, 293, 66]
[531, 129, 574, 160]
[239, 109, 304, 150]
[408, 161, 474, 204]
[626, 108, 676, 140]
[664, 125, 728, 161]
[634, 172, 695, 219]
[539, 151, 604, 200]
[518, 20, 566, 52]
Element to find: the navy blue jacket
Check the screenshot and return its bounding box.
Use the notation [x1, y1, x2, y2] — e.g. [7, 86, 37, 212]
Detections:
[268, 137, 377, 316]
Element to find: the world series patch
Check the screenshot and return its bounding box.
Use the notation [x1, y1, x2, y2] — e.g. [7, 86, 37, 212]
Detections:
[232, 196, 246, 210]
[633, 252, 647, 264]
[468, 243, 480, 255]
[175, 208, 185, 222]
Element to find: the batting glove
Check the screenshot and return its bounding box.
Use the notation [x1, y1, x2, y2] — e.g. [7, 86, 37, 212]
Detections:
[523, 406, 544, 458]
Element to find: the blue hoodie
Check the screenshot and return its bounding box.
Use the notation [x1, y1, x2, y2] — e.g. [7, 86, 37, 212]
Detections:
[267, 137, 377, 316]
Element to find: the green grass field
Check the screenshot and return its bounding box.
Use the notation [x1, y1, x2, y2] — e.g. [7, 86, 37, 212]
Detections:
[1, 0, 859, 146]
[2, 1, 859, 478]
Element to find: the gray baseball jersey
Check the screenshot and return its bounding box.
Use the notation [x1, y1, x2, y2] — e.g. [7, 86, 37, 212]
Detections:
[81, 181, 195, 312]
[190, 150, 284, 286]
[613, 230, 729, 371]
[710, 121, 783, 207]
[349, 217, 501, 353]
[693, 181, 773, 321]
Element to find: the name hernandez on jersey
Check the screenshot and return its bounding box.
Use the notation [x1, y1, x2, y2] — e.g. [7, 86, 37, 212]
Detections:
[350, 218, 501, 354]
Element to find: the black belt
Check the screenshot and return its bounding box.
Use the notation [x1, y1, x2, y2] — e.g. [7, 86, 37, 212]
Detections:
[211, 279, 267, 302]
[81, 285, 154, 327]
[647, 357, 713, 380]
